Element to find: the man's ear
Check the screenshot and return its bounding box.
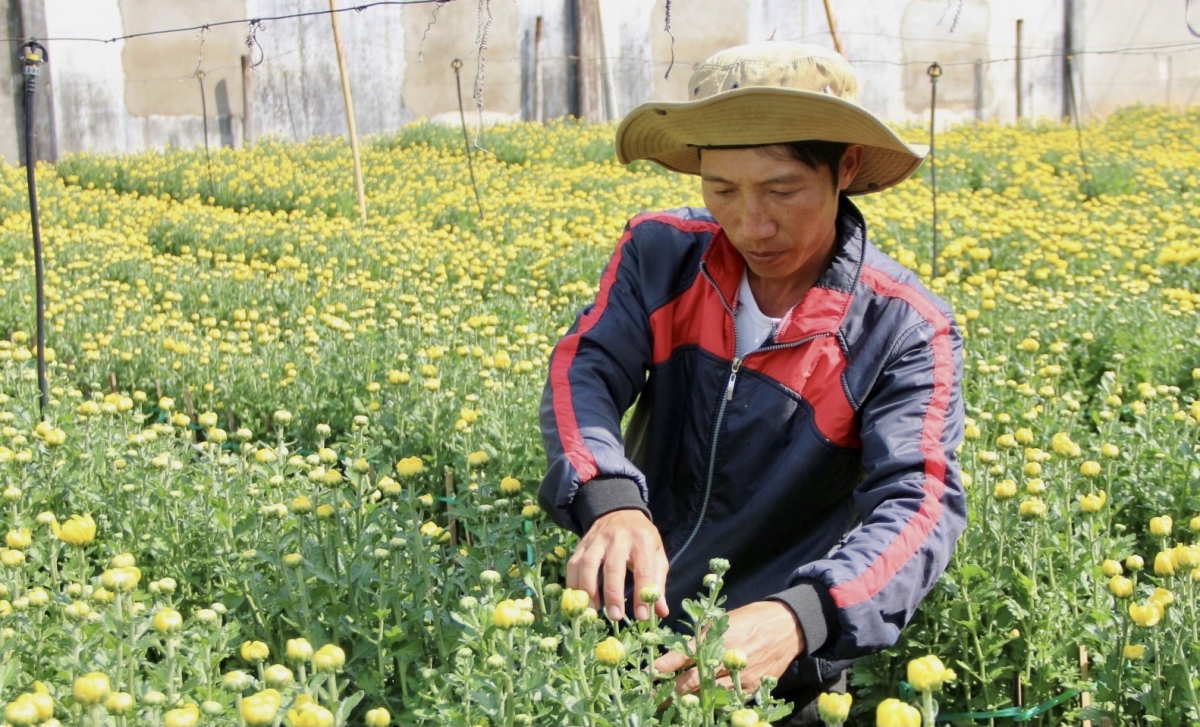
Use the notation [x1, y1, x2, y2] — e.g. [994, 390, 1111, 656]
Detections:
[838, 145, 865, 192]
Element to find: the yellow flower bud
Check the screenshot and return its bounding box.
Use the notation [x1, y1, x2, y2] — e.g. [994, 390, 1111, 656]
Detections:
[499, 476, 522, 494]
[1170, 544, 1200, 570]
[152, 607, 184, 634]
[6, 528, 31, 550]
[291, 703, 334, 727]
[1108, 575, 1133, 598]
[1101, 559, 1123, 578]
[1149, 587, 1175, 609]
[992, 479, 1017, 500]
[1123, 643, 1145, 660]
[163, 705, 200, 727]
[287, 638, 314, 662]
[595, 636, 626, 666]
[312, 644, 345, 672]
[1079, 461, 1101, 477]
[240, 690, 281, 727]
[240, 640, 270, 663]
[1078, 490, 1107, 513]
[1019, 497, 1047, 519]
[73, 671, 111, 705]
[1154, 550, 1175, 576]
[221, 670, 254, 692]
[492, 599, 523, 629]
[1128, 601, 1164, 627]
[639, 584, 661, 604]
[395, 456, 424, 477]
[722, 648, 749, 671]
[264, 663, 294, 687]
[560, 588, 590, 617]
[1050, 432, 1076, 456]
[420, 520, 448, 542]
[0, 548, 26, 567]
[1126, 554, 1145, 572]
[817, 692, 853, 725]
[729, 708, 761, 727]
[876, 697, 922, 727]
[5, 695, 40, 727]
[906, 654, 956, 693]
[58, 514, 97, 547]
[1149, 516, 1173, 537]
[365, 707, 391, 727]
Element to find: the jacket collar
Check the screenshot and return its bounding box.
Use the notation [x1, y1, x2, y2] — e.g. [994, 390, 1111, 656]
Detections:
[701, 197, 867, 343]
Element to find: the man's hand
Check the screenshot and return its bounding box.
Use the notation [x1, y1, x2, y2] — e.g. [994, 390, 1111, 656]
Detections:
[566, 509, 669, 622]
[653, 600, 805, 693]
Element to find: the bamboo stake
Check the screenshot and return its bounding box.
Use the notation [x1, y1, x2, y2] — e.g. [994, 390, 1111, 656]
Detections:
[1079, 645, 1093, 727]
[822, 0, 845, 57]
[444, 469, 458, 546]
[329, 0, 367, 221]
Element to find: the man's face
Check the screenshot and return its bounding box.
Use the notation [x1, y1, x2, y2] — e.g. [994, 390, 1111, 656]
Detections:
[700, 145, 862, 284]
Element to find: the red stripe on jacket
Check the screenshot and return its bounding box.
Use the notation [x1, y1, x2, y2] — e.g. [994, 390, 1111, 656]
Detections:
[829, 265, 955, 608]
[752, 334, 860, 448]
[649, 278, 729, 365]
[550, 213, 720, 485]
[650, 274, 860, 447]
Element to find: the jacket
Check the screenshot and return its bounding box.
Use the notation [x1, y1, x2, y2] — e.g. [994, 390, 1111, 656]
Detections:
[538, 198, 967, 682]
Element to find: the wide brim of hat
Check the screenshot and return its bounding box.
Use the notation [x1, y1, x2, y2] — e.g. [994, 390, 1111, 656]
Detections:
[615, 87, 928, 195]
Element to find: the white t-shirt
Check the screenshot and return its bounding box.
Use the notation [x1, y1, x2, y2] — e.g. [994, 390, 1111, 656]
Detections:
[735, 272, 783, 359]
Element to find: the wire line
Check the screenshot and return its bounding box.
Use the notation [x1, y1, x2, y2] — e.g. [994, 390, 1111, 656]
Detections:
[0, 0, 448, 45]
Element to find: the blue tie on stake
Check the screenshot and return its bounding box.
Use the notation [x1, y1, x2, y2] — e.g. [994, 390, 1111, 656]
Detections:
[897, 678, 1086, 724]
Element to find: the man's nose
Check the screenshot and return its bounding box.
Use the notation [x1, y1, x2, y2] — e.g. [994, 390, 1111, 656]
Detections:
[740, 198, 776, 240]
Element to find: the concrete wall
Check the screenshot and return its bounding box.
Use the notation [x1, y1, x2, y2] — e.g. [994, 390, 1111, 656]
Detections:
[0, 0, 1196, 163]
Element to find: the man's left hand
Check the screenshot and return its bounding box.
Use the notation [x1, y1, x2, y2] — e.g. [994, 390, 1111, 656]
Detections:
[652, 600, 805, 693]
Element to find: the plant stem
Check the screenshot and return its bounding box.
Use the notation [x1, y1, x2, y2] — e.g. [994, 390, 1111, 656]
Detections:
[922, 690, 936, 727]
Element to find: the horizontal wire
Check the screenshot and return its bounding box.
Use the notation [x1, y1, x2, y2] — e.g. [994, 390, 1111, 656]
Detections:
[0, 0, 447, 45]
[0, 2, 1196, 65]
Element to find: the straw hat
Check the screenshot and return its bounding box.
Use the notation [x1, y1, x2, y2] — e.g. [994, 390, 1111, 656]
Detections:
[615, 41, 927, 195]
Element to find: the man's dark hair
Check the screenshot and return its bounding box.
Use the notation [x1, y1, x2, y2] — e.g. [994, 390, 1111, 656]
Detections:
[697, 140, 849, 189]
[768, 141, 849, 189]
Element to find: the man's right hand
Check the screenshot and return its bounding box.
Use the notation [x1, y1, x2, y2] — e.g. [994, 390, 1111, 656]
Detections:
[566, 509, 669, 622]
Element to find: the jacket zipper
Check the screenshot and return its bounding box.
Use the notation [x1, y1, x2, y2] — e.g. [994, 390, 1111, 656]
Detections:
[669, 262, 832, 567]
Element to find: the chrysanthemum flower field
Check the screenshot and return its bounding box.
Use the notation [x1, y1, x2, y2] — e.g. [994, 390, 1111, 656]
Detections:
[0, 107, 1197, 726]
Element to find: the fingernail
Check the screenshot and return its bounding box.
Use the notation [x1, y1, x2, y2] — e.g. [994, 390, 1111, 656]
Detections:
[635, 605, 648, 621]
[607, 605, 622, 621]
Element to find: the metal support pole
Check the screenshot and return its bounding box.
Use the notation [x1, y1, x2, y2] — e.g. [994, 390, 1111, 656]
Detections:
[241, 54, 256, 146]
[927, 62, 942, 280]
[452, 59, 485, 220]
[1062, 0, 1075, 120]
[1015, 19, 1024, 120]
[197, 70, 216, 197]
[19, 40, 49, 419]
[974, 59, 984, 121]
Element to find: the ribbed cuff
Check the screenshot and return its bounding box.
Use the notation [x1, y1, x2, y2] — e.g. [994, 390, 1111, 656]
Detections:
[768, 579, 838, 656]
[571, 477, 650, 532]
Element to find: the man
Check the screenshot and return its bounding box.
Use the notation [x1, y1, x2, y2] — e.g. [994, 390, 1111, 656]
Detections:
[538, 41, 966, 723]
